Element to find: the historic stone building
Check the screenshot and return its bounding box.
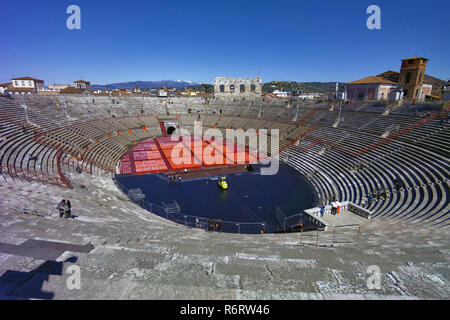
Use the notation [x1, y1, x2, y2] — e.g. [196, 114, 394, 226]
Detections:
[378, 58, 447, 102]
[74, 80, 91, 90]
[346, 76, 399, 101]
[10, 76, 45, 94]
[346, 57, 447, 102]
[214, 77, 262, 96]
[398, 57, 428, 102]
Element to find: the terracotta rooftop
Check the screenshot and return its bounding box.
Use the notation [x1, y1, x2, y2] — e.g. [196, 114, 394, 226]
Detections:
[402, 57, 428, 61]
[347, 76, 397, 85]
[422, 74, 448, 86]
[377, 71, 447, 86]
[11, 76, 43, 82]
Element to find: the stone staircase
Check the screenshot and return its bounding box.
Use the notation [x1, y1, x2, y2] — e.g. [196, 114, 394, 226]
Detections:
[1, 174, 449, 299]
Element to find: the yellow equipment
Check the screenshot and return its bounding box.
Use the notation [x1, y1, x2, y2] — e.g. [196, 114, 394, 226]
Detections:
[218, 176, 228, 190]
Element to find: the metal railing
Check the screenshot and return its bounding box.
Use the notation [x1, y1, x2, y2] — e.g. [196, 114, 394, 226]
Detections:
[5, 164, 69, 189]
[113, 176, 270, 234]
[295, 224, 361, 247]
[276, 206, 313, 233]
[112, 176, 360, 242]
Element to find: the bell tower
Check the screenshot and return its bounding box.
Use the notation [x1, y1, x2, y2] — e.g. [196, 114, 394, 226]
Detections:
[399, 57, 428, 102]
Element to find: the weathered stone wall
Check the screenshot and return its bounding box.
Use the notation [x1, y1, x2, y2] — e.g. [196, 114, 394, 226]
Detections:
[214, 77, 262, 96]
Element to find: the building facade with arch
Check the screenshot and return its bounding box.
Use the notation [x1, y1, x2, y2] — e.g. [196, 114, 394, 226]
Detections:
[214, 77, 262, 96]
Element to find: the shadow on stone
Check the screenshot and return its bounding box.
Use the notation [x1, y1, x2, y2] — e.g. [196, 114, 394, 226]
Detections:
[0, 256, 78, 300]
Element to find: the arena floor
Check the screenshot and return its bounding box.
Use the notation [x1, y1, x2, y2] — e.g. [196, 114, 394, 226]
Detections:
[116, 164, 315, 234]
[119, 136, 262, 175]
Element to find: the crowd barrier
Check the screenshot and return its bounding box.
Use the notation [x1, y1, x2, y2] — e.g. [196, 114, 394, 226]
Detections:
[113, 177, 274, 234]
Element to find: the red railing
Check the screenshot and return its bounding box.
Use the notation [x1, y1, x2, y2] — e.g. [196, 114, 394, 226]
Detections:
[34, 135, 114, 173]
[6, 164, 69, 188]
[290, 104, 450, 157]
[355, 111, 439, 157]
[56, 151, 73, 189]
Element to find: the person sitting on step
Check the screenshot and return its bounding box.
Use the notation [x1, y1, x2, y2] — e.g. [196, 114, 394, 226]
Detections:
[57, 199, 66, 218]
[64, 200, 72, 219]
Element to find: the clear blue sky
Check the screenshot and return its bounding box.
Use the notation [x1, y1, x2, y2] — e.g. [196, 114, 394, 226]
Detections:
[1, 0, 449, 85]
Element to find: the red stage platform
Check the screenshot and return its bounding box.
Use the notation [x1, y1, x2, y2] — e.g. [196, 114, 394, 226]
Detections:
[119, 136, 265, 175]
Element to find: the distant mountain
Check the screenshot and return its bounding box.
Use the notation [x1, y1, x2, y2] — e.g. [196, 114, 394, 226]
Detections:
[91, 80, 342, 93]
[91, 80, 202, 91]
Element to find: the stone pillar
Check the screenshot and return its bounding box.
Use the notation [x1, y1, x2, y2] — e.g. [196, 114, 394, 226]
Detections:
[214, 81, 219, 94]
[256, 77, 262, 95]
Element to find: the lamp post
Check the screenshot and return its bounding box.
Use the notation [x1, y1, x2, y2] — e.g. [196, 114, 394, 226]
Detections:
[258, 97, 262, 118]
[22, 95, 29, 124]
[64, 96, 68, 119]
[337, 102, 342, 124]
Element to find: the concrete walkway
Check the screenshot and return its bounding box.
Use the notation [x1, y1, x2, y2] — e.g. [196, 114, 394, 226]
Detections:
[322, 210, 370, 228]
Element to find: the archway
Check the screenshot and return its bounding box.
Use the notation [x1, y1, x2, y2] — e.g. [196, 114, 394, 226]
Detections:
[167, 126, 177, 135]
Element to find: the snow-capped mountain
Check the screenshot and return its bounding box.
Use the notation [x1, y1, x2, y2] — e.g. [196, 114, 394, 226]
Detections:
[91, 80, 202, 91]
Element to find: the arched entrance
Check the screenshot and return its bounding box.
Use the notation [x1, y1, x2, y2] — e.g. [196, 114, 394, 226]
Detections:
[167, 126, 176, 135]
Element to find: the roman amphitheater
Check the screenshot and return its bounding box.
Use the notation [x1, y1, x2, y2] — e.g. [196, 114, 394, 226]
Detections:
[0, 94, 449, 300]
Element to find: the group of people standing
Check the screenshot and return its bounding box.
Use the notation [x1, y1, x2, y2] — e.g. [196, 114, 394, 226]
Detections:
[57, 199, 72, 219]
[169, 170, 189, 183]
[319, 194, 341, 217]
[207, 217, 223, 232]
[169, 173, 182, 183]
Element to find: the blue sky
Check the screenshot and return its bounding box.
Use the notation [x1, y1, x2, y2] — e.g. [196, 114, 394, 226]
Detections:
[0, 0, 449, 85]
